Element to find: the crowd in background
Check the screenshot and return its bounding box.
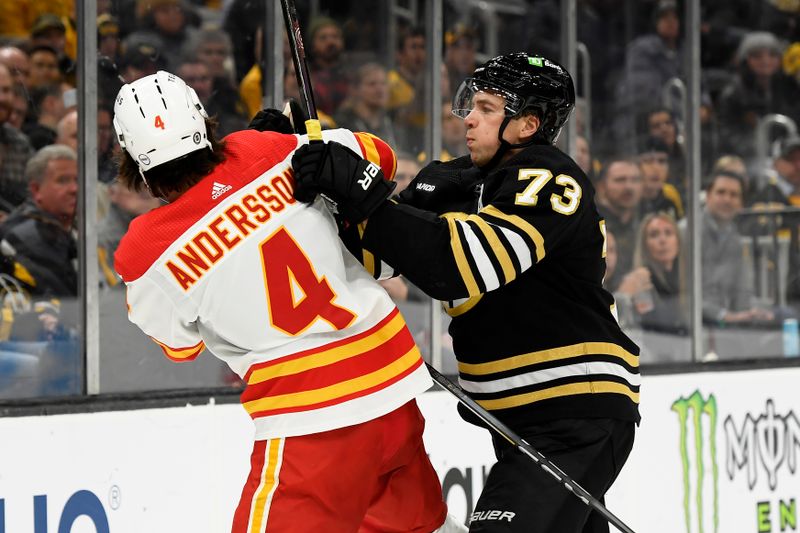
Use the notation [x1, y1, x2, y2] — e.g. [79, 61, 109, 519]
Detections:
[0, 0, 799, 398]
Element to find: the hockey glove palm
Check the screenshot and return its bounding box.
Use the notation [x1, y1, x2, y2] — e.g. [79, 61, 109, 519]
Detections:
[291, 141, 395, 224]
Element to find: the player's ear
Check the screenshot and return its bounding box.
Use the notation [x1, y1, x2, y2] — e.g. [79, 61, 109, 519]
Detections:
[521, 114, 540, 139]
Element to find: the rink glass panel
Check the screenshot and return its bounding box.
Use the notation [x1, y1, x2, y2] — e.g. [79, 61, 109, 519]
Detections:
[3, 0, 796, 403]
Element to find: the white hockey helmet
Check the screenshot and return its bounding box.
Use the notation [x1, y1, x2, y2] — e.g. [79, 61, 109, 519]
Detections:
[113, 70, 212, 173]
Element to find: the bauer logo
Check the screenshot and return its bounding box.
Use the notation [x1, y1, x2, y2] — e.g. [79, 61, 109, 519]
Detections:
[0, 489, 111, 533]
[672, 391, 720, 533]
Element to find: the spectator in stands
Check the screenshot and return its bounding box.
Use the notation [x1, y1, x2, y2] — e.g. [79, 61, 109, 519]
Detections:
[184, 28, 233, 82]
[29, 14, 67, 55]
[718, 31, 800, 165]
[97, 14, 121, 63]
[637, 135, 684, 220]
[308, 16, 349, 116]
[98, 181, 160, 287]
[712, 154, 751, 197]
[695, 171, 774, 326]
[576, 135, 594, 181]
[444, 24, 478, 101]
[182, 29, 246, 124]
[54, 109, 77, 152]
[785, 42, 800, 84]
[177, 58, 246, 137]
[0, 64, 34, 214]
[596, 157, 644, 290]
[118, 40, 166, 85]
[26, 45, 62, 90]
[9, 84, 28, 131]
[440, 101, 467, 160]
[393, 151, 421, 196]
[22, 84, 64, 150]
[97, 105, 117, 185]
[755, 0, 800, 42]
[633, 212, 688, 335]
[222, 0, 263, 83]
[604, 229, 653, 330]
[0, 145, 78, 299]
[334, 62, 396, 148]
[28, 13, 74, 80]
[387, 26, 426, 154]
[0, 47, 30, 89]
[751, 136, 800, 218]
[615, 0, 682, 151]
[645, 107, 687, 201]
[126, 0, 199, 72]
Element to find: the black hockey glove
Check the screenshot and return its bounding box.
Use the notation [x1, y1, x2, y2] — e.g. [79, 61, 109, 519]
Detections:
[292, 141, 396, 224]
[248, 108, 293, 133]
[248, 99, 309, 134]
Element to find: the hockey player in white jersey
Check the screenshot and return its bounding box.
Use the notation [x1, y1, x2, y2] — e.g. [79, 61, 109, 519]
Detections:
[112, 71, 466, 533]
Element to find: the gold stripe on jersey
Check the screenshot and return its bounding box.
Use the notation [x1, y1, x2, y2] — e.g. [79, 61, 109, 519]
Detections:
[476, 381, 639, 410]
[444, 294, 483, 317]
[248, 312, 406, 384]
[243, 345, 422, 413]
[458, 341, 639, 376]
[463, 215, 516, 284]
[249, 438, 283, 533]
[480, 205, 546, 262]
[441, 213, 480, 296]
[357, 222, 377, 276]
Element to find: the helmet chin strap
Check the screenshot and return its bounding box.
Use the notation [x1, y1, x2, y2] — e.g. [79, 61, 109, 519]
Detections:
[478, 115, 539, 171]
[138, 165, 154, 195]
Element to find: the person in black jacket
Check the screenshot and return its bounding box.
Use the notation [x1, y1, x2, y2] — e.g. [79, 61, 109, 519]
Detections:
[0, 144, 78, 300]
[292, 52, 640, 533]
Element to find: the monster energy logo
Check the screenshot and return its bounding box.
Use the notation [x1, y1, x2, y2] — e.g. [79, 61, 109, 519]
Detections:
[723, 399, 800, 491]
[673, 391, 720, 533]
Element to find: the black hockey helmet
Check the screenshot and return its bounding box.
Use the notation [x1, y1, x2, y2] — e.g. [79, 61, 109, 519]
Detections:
[452, 52, 576, 144]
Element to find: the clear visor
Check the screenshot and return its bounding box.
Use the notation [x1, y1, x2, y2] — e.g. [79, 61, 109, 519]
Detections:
[451, 78, 524, 119]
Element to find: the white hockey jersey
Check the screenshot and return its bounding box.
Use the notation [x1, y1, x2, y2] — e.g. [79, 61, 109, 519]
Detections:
[115, 128, 432, 439]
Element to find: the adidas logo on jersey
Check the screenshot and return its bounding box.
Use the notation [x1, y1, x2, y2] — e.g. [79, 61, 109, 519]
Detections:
[211, 181, 232, 199]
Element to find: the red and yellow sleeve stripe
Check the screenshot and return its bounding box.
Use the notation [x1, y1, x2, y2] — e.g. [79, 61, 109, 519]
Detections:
[240, 308, 422, 418]
[354, 132, 397, 181]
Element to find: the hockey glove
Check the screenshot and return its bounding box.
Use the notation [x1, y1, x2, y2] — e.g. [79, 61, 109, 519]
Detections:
[248, 108, 294, 134]
[292, 140, 396, 224]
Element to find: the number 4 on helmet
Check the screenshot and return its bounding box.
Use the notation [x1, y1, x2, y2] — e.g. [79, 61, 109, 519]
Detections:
[113, 70, 212, 176]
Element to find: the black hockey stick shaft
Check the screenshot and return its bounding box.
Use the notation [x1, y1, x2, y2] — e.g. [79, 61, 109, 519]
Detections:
[425, 363, 637, 533]
[279, 0, 322, 140]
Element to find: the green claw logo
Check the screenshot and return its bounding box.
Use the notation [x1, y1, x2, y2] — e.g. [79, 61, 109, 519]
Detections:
[672, 391, 720, 533]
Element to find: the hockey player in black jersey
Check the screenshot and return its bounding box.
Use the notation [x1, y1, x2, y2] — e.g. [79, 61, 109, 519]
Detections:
[292, 52, 640, 533]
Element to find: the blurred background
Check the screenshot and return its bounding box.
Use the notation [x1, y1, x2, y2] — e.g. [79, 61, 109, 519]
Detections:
[0, 0, 799, 402]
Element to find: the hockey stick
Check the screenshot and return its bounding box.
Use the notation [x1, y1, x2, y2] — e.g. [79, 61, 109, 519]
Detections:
[425, 363, 638, 533]
[279, 0, 322, 141]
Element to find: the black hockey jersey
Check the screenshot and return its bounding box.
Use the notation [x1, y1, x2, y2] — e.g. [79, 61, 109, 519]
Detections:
[360, 142, 641, 430]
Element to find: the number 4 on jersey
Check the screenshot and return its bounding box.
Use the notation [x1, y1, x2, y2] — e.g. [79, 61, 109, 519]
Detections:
[260, 227, 356, 336]
[154, 115, 165, 129]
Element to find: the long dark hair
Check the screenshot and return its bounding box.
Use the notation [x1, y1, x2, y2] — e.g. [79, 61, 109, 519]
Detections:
[117, 117, 226, 199]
